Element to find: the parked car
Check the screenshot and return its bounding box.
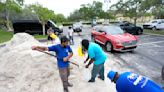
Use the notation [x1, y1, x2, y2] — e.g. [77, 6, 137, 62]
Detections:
[91, 26, 138, 52]
[143, 19, 164, 30]
[58, 24, 63, 32]
[72, 22, 82, 32]
[115, 22, 143, 35]
[46, 20, 63, 35]
[13, 20, 63, 35]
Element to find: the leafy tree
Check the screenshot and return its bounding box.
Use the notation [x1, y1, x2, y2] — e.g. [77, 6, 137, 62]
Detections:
[68, 10, 83, 21]
[53, 14, 66, 23]
[110, 0, 143, 24]
[28, 4, 55, 35]
[0, 0, 22, 31]
[68, 1, 114, 21]
[111, 0, 163, 24]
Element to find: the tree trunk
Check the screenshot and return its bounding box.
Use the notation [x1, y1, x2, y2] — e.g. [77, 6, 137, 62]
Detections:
[42, 22, 45, 35]
[134, 17, 137, 25]
[6, 10, 12, 31]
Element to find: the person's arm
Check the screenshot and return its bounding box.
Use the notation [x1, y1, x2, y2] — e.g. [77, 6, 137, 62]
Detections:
[63, 46, 73, 62]
[85, 58, 94, 68]
[84, 55, 89, 63]
[85, 47, 95, 68]
[63, 52, 73, 62]
[31, 46, 48, 52]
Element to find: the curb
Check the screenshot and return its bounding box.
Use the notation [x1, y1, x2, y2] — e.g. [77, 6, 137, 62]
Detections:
[144, 33, 164, 37]
[37, 39, 47, 42]
[0, 42, 7, 48]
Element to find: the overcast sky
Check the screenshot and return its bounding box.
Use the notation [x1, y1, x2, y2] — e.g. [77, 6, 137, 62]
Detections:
[25, 0, 118, 17]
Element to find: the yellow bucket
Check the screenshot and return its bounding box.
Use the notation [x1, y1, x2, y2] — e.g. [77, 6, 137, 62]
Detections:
[77, 46, 84, 57]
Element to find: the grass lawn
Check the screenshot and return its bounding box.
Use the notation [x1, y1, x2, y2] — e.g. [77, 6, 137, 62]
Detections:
[144, 29, 164, 35]
[0, 30, 13, 43]
[33, 34, 47, 39]
[0, 29, 47, 44]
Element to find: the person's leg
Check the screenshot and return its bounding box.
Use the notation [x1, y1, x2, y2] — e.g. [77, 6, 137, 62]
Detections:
[72, 36, 74, 45]
[67, 67, 73, 87]
[59, 68, 69, 92]
[69, 36, 71, 44]
[89, 64, 100, 82]
[98, 63, 105, 80]
[47, 36, 50, 44]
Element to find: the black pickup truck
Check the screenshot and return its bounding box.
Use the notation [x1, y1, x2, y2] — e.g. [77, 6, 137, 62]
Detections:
[12, 20, 63, 35]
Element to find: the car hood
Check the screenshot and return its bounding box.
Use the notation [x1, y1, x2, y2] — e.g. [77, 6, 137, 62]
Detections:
[108, 33, 137, 42]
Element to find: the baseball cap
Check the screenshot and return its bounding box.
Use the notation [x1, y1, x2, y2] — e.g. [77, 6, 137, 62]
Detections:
[107, 70, 117, 81]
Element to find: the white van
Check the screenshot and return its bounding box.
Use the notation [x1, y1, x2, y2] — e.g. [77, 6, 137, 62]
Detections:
[143, 19, 164, 30]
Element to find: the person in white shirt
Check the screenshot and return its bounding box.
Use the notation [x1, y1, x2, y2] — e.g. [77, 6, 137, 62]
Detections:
[68, 26, 74, 45]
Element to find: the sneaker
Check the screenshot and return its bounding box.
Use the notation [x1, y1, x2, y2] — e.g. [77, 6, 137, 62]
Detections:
[88, 79, 95, 82]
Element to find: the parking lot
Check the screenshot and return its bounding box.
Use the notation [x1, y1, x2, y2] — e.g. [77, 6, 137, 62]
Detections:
[63, 26, 164, 85]
[114, 34, 164, 84]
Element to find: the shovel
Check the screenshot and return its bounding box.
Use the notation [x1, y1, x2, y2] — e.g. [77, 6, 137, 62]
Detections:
[38, 51, 80, 68]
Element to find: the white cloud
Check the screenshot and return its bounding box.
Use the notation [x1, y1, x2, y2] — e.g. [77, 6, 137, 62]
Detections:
[24, 0, 118, 17]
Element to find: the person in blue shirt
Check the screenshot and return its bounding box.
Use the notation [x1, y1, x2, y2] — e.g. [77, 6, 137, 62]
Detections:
[32, 36, 73, 92]
[81, 39, 107, 82]
[107, 70, 164, 92]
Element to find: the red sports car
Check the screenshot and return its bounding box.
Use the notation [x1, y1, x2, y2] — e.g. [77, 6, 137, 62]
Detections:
[91, 26, 138, 52]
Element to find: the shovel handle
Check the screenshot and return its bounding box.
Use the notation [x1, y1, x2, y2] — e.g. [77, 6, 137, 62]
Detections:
[39, 51, 79, 67]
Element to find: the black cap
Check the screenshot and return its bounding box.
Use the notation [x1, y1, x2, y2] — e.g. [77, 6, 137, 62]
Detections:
[81, 39, 89, 50]
[60, 36, 69, 43]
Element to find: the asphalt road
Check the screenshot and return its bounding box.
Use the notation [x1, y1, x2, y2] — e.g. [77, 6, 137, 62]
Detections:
[63, 25, 164, 85]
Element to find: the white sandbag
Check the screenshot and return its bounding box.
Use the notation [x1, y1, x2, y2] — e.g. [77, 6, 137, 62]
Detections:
[82, 68, 91, 81]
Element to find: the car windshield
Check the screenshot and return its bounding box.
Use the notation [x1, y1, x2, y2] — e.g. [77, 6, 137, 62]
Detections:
[104, 26, 124, 35]
[151, 21, 158, 23]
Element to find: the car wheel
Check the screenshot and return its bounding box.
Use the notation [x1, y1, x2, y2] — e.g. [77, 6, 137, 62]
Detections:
[105, 42, 113, 52]
[152, 27, 156, 31]
[162, 65, 164, 80]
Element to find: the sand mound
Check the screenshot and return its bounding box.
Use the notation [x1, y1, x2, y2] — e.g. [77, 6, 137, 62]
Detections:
[0, 33, 118, 92]
[0, 33, 62, 92]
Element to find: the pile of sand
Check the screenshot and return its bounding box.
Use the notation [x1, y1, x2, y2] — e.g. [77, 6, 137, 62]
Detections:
[0, 33, 129, 92]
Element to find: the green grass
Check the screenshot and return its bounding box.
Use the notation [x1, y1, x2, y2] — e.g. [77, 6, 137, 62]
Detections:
[0, 29, 13, 43]
[0, 29, 47, 43]
[33, 34, 47, 39]
[144, 29, 164, 35]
